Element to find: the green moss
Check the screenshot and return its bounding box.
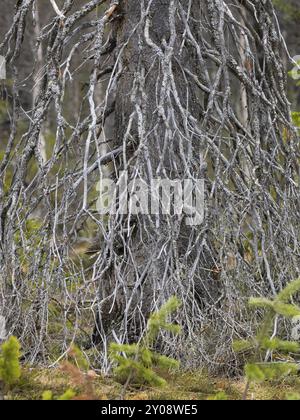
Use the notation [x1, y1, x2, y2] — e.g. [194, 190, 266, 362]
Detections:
[5, 366, 300, 400]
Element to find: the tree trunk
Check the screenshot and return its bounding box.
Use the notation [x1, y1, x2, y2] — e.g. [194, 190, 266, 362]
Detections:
[93, 0, 299, 366]
[92, 0, 220, 348]
[32, 1, 47, 165]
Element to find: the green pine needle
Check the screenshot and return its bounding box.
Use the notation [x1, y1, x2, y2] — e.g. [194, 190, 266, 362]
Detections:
[0, 336, 21, 386]
[109, 296, 181, 388]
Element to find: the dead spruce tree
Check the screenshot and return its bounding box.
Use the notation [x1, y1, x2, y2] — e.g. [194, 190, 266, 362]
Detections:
[0, 0, 299, 371]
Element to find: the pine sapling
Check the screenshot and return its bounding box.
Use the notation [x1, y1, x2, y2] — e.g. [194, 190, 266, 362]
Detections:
[234, 278, 300, 400]
[110, 296, 181, 396]
[0, 336, 21, 399]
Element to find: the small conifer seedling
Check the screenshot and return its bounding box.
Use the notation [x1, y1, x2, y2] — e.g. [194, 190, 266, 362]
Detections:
[110, 296, 181, 393]
[234, 279, 300, 400]
[0, 336, 21, 399]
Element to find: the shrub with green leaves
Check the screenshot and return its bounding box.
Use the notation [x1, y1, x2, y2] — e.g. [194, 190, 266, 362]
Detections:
[110, 296, 181, 388]
[234, 279, 300, 399]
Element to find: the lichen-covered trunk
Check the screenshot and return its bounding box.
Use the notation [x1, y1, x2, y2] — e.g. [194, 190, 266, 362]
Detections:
[93, 0, 226, 349]
[93, 0, 299, 367]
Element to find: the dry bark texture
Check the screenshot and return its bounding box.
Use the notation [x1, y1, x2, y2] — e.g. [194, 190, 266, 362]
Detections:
[0, 0, 299, 372]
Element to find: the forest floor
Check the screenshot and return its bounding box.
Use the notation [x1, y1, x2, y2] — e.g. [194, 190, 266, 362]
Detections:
[7, 368, 300, 400]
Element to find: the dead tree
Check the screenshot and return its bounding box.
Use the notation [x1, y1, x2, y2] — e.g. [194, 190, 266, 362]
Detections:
[0, 0, 299, 371]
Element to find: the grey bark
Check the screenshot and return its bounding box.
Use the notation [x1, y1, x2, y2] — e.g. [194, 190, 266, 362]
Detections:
[93, 0, 220, 346]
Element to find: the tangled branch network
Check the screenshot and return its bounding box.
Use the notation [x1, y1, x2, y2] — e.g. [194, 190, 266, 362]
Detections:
[0, 0, 299, 372]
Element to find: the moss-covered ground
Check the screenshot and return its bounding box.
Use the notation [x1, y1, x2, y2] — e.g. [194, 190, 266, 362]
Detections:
[7, 368, 300, 400]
